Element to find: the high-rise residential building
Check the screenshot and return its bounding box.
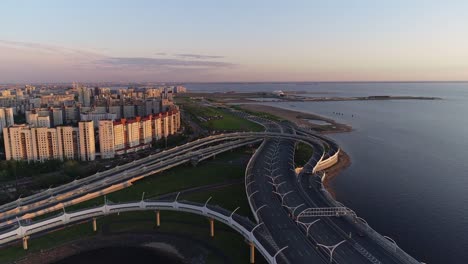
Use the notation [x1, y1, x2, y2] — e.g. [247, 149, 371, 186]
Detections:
[141, 116, 153, 144]
[126, 119, 140, 148]
[97, 110, 180, 159]
[51, 108, 64, 127]
[0, 107, 15, 133]
[78, 87, 92, 107]
[161, 98, 172, 112]
[78, 121, 95, 161]
[80, 112, 116, 128]
[145, 98, 161, 116]
[161, 113, 170, 138]
[4, 125, 63, 162]
[98, 120, 115, 159]
[153, 115, 163, 140]
[31, 127, 60, 161]
[26, 112, 39, 126]
[123, 105, 136, 118]
[113, 121, 125, 152]
[108, 105, 122, 119]
[37, 116, 51, 128]
[57, 126, 79, 160]
[64, 106, 79, 124]
[3, 124, 34, 161]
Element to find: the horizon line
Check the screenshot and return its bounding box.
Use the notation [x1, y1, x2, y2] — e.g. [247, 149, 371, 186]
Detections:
[1, 80, 468, 86]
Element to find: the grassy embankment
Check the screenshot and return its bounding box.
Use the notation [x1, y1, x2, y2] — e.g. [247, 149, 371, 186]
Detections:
[177, 98, 264, 132]
[230, 105, 283, 122]
[294, 143, 314, 168]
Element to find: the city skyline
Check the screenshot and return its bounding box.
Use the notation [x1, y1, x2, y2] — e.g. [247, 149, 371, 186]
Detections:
[1, 0, 468, 83]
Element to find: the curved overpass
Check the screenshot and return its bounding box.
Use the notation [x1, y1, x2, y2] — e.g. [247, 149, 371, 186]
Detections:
[0, 199, 283, 264]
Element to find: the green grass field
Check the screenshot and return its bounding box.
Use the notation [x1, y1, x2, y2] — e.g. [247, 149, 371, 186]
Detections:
[180, 100, 263, 132]
[294, 142, 314, 167]
[231, 105, 284, 122]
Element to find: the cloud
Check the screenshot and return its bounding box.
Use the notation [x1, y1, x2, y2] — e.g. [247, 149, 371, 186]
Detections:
[0, 39, 102, 59]
[175, 53, 225, 59]
[97, 57, 234, 69]
[0, 39, 236, 83]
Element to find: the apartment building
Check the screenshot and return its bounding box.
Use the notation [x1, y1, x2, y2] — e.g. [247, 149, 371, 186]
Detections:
[3, 121, 96, 162]
[78, 121, 95, 161]
[98, 110, 181, 158]
[98, 120, 115, 159]
[0, 107, 14, 133]
[57, 126, 79, 160]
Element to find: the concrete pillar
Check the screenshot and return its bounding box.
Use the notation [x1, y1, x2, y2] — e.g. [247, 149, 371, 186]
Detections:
[156, 211, 160, 227]
[209, 218, 215, 237]
[92, 218, 97, 232]
[249, 241, 255, 263]
[22, 236, 29, 250]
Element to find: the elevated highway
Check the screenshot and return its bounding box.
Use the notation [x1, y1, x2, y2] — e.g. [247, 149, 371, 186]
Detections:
[0, 199, 285, 264]
[0, 112, 421, 264]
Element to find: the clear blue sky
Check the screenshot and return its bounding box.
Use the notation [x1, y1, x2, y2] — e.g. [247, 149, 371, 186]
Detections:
[1, 0, 467, 82]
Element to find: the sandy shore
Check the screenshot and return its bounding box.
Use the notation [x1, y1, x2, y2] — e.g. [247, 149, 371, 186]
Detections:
[238, 104, 352, 134]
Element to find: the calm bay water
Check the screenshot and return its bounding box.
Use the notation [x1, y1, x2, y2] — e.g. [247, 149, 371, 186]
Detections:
[187, 82, 468, 264]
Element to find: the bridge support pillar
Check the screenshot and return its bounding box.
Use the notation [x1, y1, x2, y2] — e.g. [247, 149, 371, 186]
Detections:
[156, 211, 160, 227]
[92, 218, 97, 232]
[249, 241, 255, 263]
[22, 236, 29, 250]
[209, 218, 215, 238]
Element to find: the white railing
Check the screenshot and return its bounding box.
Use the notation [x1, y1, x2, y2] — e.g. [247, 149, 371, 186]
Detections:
[0, 200, 285, 264]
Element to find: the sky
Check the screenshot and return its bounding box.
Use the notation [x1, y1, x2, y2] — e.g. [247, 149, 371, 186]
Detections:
[1, 0, 468, 83]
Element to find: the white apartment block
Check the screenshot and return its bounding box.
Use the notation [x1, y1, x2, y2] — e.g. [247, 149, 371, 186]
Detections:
[78, 121, 95, 161]
[113, 122, 125, 151]
[98, 120, 115, 159]
[3, 125, 35, 161]
[37, 116, 51, 128]
[0, 107, 14, 133]
[98, 110, 181, 159]
[57, 126, 79, 160]
[31, 127, 60, 161]
[153, 117, 163, 140]
[141, 117, 153, 144]
[3, 124, 84, 162]
[126, 120, 140, 148]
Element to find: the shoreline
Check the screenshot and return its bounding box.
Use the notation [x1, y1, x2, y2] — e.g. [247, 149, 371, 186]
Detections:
[238, 104, 352, 134]
[322, 150, 351, 198]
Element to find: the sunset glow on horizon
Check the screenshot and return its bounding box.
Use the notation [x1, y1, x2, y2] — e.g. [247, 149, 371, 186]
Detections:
[1, 0, 468, 83]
